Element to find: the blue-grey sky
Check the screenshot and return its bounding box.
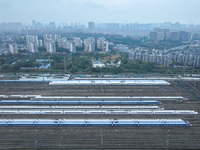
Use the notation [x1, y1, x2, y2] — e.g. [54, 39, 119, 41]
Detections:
[0, 0, 199, 24]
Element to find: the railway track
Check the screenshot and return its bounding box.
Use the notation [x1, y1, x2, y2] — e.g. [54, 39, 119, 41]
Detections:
[0, 126, 200, 149]
[0, 80, 199, 149]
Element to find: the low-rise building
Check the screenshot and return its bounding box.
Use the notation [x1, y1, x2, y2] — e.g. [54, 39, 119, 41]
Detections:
[92, 60, 105, 68]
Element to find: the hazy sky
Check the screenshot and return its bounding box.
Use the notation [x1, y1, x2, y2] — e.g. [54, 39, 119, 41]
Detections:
[0, 0, 200, 24]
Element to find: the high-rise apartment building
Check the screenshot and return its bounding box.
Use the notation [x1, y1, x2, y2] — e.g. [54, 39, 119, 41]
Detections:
[26, 35, 39, 45]
[97, 37, 105, 49]
[166, 31, 179, 41]
[102, 41, 109, 52]
[156, 32, 165, 41]
[26, 35, 40, 53]
[179, 31, 189, 41]
[57, 38, 70, 49]
[150, 32, 157, 40]
[73, 37, 82, 47]
[88, 22, 95, 30]
[9, 43, 18, 54]
[49, 22, 56, 30]
[69, 43, 76, 53]
[46, 40, 56, 53]
[38, 40, 43, 47]
[84, 37, 95, 52]
[27, 42, 38, 53]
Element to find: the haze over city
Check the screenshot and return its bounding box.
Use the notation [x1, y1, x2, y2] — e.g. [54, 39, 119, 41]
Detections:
[0, 0, 200, 24]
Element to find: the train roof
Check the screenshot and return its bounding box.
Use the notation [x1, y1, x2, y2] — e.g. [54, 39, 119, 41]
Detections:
[0, 119, 185, 122]
[49, 80, 170, 85]
[0, 110, 197, 115]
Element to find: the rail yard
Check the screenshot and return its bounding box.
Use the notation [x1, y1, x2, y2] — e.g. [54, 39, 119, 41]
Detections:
[0, 78, 200, 149]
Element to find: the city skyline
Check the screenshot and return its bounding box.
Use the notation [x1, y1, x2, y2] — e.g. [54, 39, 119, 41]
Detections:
[0, 0, 200, 25]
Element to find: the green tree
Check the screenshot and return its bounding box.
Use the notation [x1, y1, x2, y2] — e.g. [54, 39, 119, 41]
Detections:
[11, 63, 21, 70]
[1, 63, 10, 70]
